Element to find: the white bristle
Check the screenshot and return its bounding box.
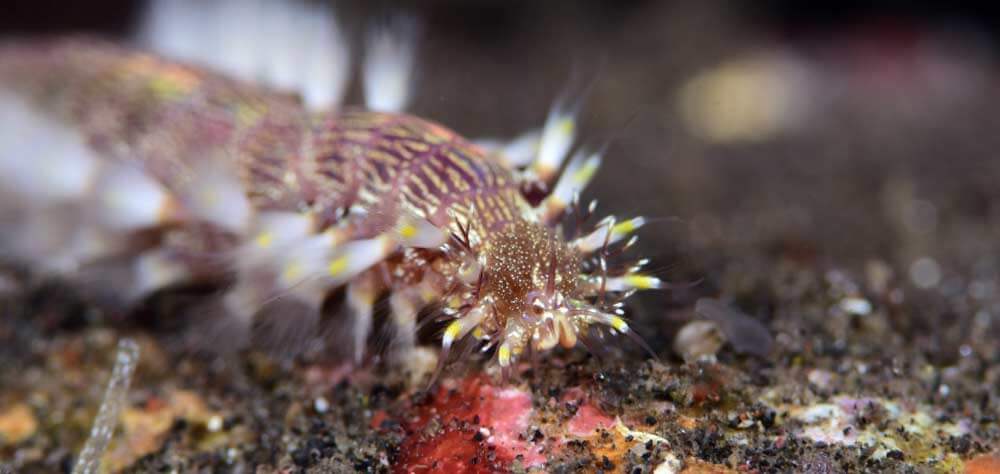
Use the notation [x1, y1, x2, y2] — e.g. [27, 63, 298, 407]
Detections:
[273, 231, 394, 291]
[572, 216, 646, 253]
[298, 3, 351, 110]
[140, 0, 207, 63]
[322, 235, 396, 285]
[222, 280, 263, 329]
[130, 248, 190, 300]
[363, 14, 419, 112]
[388, 291, 420, 356]
[14, 207, 86, 271]
[235, 211, 319, 272]
[259, 0, 303, 92]
[473, 129, 541, 169]
[213, 0, 266, 80]
[472, 138, 504, 153]
[141, 0, 349, 109]
[539, 149, 602, 221]
[54, 226, 123, 271]
[346, 274, 378, 363]
[95, 165, 174, 231]
[532, 101, 578, 181]
[603, 274, 663, 292]
[250, 211, 315, 248]
[273, 232, 338, 290]
[0, 92, 100, 203]
[502, 129, 542, 168]
[183, 163, 252, 234]
[396, 216, 448, 248]
[256, 0, 351, 108]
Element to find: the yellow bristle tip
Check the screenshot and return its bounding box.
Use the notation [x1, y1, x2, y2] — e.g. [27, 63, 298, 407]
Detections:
[443, 321, 462, 342]
[572, 161, 598, 184]
[498, 345, 512, 366]
[558, 117, 575, 136]
[255, 232, 274, 248]
[612, 217, 644, 236]
[282, 262, 304, 281]
[327, 256, 349, 277]
[199, 189, 219, 206]
[610, 316, 630, 333]
[625, 274, 660, 290]
[399, 224, 418, 239]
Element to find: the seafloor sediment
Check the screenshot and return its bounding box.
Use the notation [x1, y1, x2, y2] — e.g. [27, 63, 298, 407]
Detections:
[1, 237, 998, 473]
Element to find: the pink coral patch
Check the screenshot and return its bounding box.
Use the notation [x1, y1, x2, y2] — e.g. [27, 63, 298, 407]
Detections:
[567, 403, 616, 437]
[394, 376, 545, 472]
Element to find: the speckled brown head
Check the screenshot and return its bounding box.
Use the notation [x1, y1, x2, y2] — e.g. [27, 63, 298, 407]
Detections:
[438, 214, 659, 373]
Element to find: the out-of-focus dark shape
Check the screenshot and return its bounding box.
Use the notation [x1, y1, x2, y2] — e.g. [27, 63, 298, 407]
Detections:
[694, 298, 773, 358]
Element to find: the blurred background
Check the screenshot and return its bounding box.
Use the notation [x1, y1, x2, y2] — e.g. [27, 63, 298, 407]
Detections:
[3, 0, 999, 357]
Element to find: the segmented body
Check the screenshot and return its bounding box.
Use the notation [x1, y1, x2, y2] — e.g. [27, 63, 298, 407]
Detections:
[4, 39, 527, 240]
[0, 2, 661, 375]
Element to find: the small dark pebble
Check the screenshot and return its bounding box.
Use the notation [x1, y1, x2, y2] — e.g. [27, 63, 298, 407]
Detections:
[291, 447, 311, 467]
[886, 450, 904, 461]
[473, 430, 485, 442]
[380, 418, 400, 430]
[645, 415, 656, 425]
[761, 410, 776, 429]
[170, 418, 188, 433]
[950, 435, 972, 454]
[223, 415, 240, 430]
